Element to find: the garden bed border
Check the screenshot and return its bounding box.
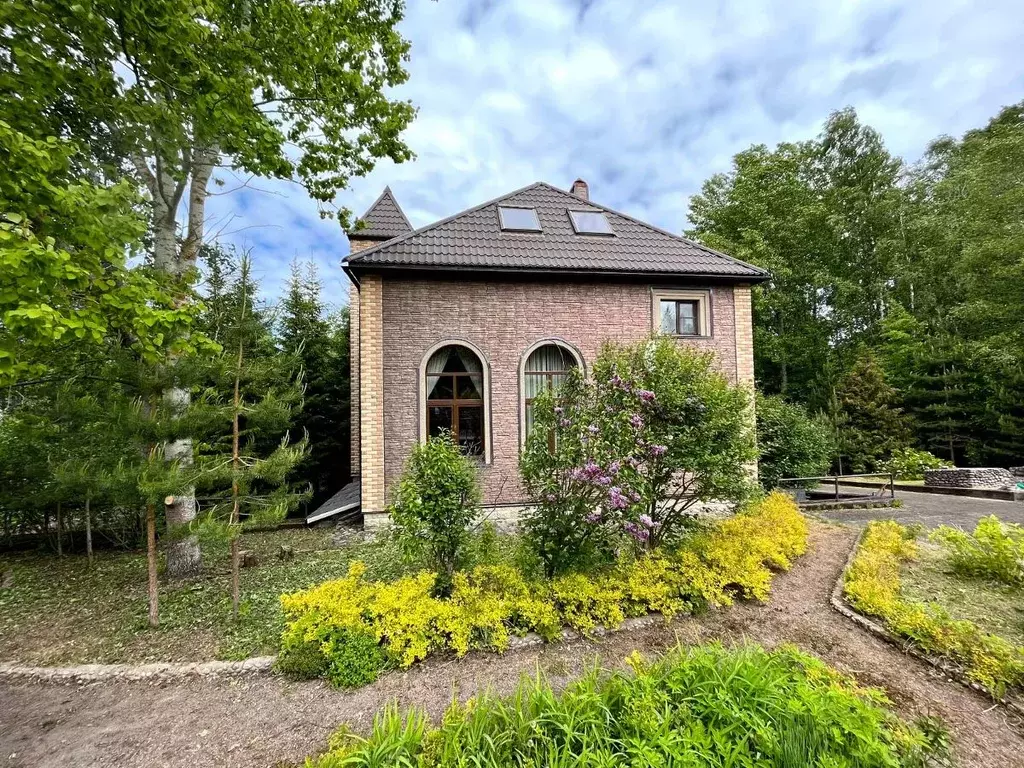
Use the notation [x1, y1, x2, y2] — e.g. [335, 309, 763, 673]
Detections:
[829, 528, 1024, 720]
[0, 614, 670, 685]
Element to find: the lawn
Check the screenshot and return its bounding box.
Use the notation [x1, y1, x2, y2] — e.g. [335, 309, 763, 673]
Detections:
[900, 540, 1024, 648]
[0, 527, 409, 665]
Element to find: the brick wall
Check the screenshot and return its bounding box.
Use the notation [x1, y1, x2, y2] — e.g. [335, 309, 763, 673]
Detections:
[346, 237, 383, 479]
[375, 277, 740, 507]
[358, 275, 385, 512]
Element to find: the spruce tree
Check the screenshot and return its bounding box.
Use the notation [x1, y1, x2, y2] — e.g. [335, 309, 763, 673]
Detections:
[835, 349, 912, 473]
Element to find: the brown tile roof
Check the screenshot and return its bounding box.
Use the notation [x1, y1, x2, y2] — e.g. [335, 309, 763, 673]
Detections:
[349, 186, 413, 241]
[345, 182, 768, 280]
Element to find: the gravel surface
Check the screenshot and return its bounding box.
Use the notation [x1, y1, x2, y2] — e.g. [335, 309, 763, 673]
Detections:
[824, 488, 1024, 528]
[2, 522, 1023, 768]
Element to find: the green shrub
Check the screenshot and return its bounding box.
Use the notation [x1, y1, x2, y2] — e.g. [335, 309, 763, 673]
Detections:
[388, 432, 481, 596]
[280, 494, 808, 684]
[931, 515, 1024, 586]
[309, 643, 950, 768]
[756, 392, 835, 489]
[845, 519, 1024, 695]
[322, 628, 389, 688]
[881, 447, 953, 480]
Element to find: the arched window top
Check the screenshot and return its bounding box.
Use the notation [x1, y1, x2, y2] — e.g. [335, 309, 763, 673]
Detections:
[522, 341, 582, 447]
[424, 344, 486, 457]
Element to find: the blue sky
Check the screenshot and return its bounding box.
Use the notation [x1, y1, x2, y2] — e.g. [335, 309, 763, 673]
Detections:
[204, 0, 1024, 309]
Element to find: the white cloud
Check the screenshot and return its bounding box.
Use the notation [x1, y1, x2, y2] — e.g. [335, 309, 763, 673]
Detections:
[203, 0, 1024, 306]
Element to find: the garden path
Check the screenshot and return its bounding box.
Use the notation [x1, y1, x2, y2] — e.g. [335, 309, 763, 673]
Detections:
[1, 523, 1022, 768]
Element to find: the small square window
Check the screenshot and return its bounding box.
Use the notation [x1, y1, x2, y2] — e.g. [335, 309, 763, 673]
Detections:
[498, 206, 542, 232]
[657, 296, 705, 336]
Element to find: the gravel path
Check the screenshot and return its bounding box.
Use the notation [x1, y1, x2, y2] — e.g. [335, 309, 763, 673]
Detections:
[824, 488, 1024, 528]
[2, 523, 1023, 768]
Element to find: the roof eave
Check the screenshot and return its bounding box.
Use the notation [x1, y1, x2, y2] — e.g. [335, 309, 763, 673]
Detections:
[344, 262, 770, 283]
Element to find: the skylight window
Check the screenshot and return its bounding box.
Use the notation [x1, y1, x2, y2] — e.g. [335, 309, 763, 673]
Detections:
[498, 207, 542, 232]
[568, 210, 615, 235]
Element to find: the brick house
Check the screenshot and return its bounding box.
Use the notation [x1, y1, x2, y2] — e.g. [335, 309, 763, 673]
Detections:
[339, 180, 768, 528]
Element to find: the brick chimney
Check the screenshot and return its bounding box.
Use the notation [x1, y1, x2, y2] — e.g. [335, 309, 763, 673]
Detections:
[570, 178, 589, 201]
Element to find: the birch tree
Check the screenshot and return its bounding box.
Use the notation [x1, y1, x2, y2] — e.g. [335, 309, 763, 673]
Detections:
[2, 0, 415, 576]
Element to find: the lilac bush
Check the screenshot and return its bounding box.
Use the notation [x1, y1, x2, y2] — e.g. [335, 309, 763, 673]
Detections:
[520, 338, 758, 572]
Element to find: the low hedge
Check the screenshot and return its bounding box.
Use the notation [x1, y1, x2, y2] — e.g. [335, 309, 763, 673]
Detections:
[844, 520, 1024, 696]
[279, 491, 807, 686]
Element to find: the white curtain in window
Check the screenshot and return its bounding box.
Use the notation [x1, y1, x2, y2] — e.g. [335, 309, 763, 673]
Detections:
[525, 344, 575, 373]
[426, 345, 483, 374]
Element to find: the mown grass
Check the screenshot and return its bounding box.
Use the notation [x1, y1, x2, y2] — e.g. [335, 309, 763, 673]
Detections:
[900, 541, 1024, 648]
[0, 527, 410, 664]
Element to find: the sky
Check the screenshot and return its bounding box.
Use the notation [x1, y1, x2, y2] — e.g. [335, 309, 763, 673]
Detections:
[204, 0, 1024, 309]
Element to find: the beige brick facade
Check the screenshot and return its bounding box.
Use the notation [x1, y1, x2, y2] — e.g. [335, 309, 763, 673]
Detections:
[358, 274, 385, 513]
[733, 285, 754, 386]
[347, 236, 382, 481]
[357, 276, 743, 508]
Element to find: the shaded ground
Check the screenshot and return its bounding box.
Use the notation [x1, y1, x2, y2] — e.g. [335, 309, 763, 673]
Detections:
[824, 487, 1024, 529]
[3, 523, 1023, 768]
[0, 528, 407, 665]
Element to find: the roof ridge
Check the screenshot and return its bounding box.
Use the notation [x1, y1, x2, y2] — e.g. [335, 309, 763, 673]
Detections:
[346, 181, 545, 264]
[351, 185, 413, 238]
[531, 182, 765, 273]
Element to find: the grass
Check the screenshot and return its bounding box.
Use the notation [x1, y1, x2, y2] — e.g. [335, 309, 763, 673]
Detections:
[0, 527, 410, 665]
[900, 541, 1024, 648]
[310, 643, 951, 768]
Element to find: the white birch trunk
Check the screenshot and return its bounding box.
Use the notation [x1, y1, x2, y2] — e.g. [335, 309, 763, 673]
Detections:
[133, 144, 219, 580]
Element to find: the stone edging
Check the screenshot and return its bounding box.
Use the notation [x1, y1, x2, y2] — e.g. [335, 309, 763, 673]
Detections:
[829, 528, 1024, 720]
[0, 614, 668, 685]
[0, 656, 276, 684]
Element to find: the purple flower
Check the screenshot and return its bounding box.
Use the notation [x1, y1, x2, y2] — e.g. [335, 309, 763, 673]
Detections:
[585, 511, 602, 524]
[649, 444, 668, 457]
[544, 492, 558, 503]
[587, 424, 599, 435]
[596, 475, 612, 486]
[629, 414, 644, 429]
[608, 460, 621, 475]
[608, 486, 629, 510]
[554, 406, 564, 415]
[629, 490, 642, 502]
[623, 521, 649, 542]
[636, 389, 656, 403]
[559, 418, 571, 428]
[639, 514, 656, 529]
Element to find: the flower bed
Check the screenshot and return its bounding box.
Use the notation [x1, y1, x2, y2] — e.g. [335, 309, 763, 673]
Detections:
[278, 492, 807, 686]
[307, 644, 948, 767]
[843, 520, 1024, 696]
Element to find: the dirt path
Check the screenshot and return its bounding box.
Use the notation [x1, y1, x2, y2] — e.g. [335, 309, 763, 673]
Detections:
[2, 523, 1023, 768]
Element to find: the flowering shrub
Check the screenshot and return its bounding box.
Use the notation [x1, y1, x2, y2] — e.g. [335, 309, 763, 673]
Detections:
[519, 338, 758, 576]
[844, 520, 1024, 696]
[279, 492, 807, 686]
[930, 515, 1024, 586]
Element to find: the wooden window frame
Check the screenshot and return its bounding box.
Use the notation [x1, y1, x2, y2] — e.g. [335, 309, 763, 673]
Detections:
[426, 372, 485, 457]
[419, 340, 491, 464]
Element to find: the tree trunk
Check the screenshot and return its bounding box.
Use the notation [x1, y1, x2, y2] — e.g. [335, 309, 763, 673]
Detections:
[146, 503, 159, 628]
[85, 494, 93, 566]
[133, 145, 218, 580]
[231, 537, 240, 620]
[56, 502, 63, 557]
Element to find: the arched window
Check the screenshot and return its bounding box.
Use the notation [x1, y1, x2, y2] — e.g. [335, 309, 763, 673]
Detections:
[523, 343, 580, 447]
[425, 344, 485, 456]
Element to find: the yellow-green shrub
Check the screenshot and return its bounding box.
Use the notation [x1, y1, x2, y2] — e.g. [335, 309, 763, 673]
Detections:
[844, 520, 1024, 696]
[280, 492, 808, 685]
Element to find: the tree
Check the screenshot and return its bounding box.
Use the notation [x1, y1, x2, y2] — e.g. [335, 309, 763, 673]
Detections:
[2, 0, 416, 577]
[279, 261, 352, 506]
[0, 123, 194, 385]
[755, 393, 834, 489]
[834, 349, 912, 473]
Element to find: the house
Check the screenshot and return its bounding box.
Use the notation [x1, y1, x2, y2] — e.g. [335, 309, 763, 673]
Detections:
[340, 179, 768, 528]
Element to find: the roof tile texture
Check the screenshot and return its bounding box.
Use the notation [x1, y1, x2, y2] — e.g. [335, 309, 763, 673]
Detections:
[346, 182, 766, 279]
